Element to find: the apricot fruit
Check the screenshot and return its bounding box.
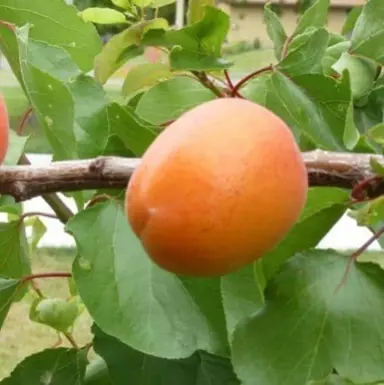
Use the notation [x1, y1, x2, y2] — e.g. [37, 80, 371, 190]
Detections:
[0, 93, 9, 164]
[125, 98, 308, 277]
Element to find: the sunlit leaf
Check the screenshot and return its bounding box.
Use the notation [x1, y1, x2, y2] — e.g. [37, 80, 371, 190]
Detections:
[66, 201, 226, 359]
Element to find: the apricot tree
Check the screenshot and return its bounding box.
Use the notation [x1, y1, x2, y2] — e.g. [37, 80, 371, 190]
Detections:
[0, 0, 383, 384]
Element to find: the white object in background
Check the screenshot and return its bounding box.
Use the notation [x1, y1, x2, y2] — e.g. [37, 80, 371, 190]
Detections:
[175, 0, 185, 29]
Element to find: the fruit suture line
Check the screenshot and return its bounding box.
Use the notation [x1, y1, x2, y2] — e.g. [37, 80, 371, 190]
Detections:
[0, 151, 382, 202]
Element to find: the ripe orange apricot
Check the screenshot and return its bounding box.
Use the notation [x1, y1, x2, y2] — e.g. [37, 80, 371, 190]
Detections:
[0, 94, 9, 164]
[125, 98, 308, 277]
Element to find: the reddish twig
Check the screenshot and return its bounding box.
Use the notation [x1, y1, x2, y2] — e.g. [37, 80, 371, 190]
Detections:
[335, 225, 384, 293]
[85, 193, 117, 209]
[224, 70, 234, 90]
[17, 107, 33, 136]
[22, 272, 72, 284]
[351, 176, 383, 202]
[224, 70, 244, 98]
[0, 20, 16, 31]
[231, 65, 274, 96]
[159, 119, 175, 127]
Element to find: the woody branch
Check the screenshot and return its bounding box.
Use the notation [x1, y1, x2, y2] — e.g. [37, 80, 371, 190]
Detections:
[0, 150, 383, 202]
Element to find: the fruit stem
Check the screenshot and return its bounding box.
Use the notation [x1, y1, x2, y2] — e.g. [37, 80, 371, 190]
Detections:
[224, 70, 244, 98]
[31, 281, 44, 298]
[63, 332, 79, 349]
[191, 71, 227, 98]
[231, 65, 274, 96]
[335, 224, 384, 292]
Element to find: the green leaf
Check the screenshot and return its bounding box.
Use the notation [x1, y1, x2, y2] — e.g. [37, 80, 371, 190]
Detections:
[29, 297, 81, 333]
[135, 75, 216, 124]
[108, 103, 158, 155]
[277, 28, 329, 76]
[67, 74, 110, 159]
[13, 28, 110, 161]
[187, 0, 215, 24]
[332, 52, 377, 101]
[3, 130, 29, 166]
[94, 18, 169, 84]
[369, 122, 384, 145]
[111, 0, 132, 9]
[221, 264, 265, 338]
[0, 23, 23, 85]
[0, 221, 31, 280]
[349, 197, 384, 227]
[240, 74, 270, 105]
[259, 187, 349, 282]
[321, 41, 351, 76]
[263, 2, 287, 61]
[293, 0, 330, 36]
[0, 197, 22, 216]
[143, 6, 232, 71]
[309, 374, 356, 385]
[342, 6, 363, 36]
[66, 201, 226, 359]
[231, 249, 384, 385]
[327, 33, 345, 47]
[0, 0, 102, 72]
[92, 324, 240, 385]
[132, 0, 153, 8]
[149, 0, 177, 7]
[24, 216, 47, 253]
[264, 72, 353, 151]
[0, 278, 20, 329]
[122, 63, 175, 97]
[79, 7, 128, 24]
[0, 348, 87, 385]
[180, 276, 229, 355]
[350, 0, 384, 64]
[370, 156, 384, 175]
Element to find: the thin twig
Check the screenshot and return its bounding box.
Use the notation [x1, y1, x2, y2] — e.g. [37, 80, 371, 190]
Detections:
[17, 107, 33, 136]
[63, 332, 79, 349]
[224, 70, 235, 90]
[22, 272, 72, 283]
[18, 154, 74, 223]
[335, 225, 384, 293]
[231, 65, 274, 96]
[85, 193, 116, 209]
[191, 71, 227, 97]
[19, 211, 58, 223]
[224, 70, 244, 98]
[31, 281, 44, 298]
